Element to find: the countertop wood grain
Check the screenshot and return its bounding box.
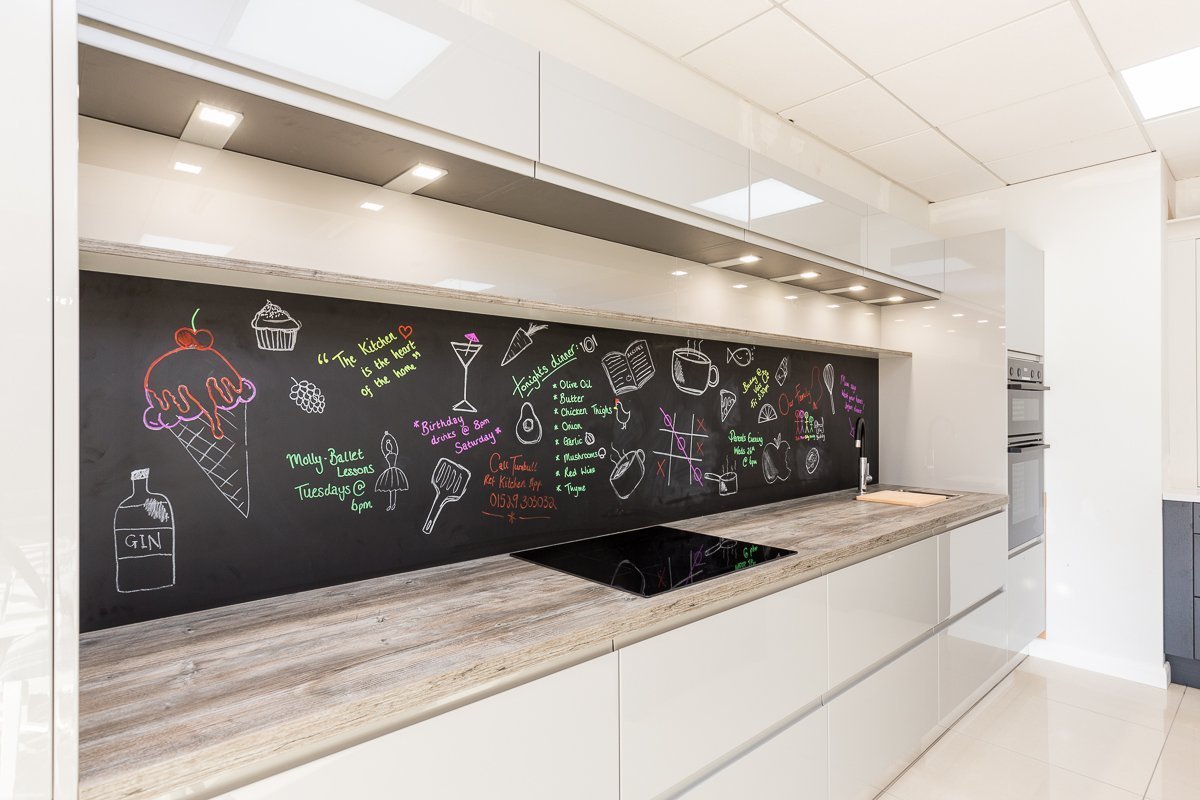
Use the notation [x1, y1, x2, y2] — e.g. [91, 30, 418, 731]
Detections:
[79, 486, 1005, 800]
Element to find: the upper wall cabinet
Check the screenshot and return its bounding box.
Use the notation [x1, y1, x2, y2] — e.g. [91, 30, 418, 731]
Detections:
[944, 229, 1044, 354]
[78, 0, 541, 160]
[748, 151, 867, 266]
[539, 55, 749, 234]
[865, 213, 947, 292]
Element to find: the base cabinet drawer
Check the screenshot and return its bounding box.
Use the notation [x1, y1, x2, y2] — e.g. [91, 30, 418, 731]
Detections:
[938, 512, 1007, 621]
[212, 654, 619, 800]
[828, 637, 939, 800]
[827, 537, 938, 688]
[619, 579, 827, 800]
[680, 706, 829, 800]
[1007, 542, 1046, 655]
[938, 594, 1007, 726]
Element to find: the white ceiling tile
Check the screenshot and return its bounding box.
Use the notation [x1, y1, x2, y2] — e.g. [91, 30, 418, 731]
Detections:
[985, 126, 1149, 183]
[1145, 108, 1200, 179]
[683, 8, 861, 112]
[782, 0, 1060, 75]
[876, 4, 1109, 125]
[573, 0, 772, 57]
[941, 77, 1135, 163]
[909, 163, 1005, 201]
[780, 80, 928, 152]
[853, 129, 978, 185]
[1078, 0, 1200, 70]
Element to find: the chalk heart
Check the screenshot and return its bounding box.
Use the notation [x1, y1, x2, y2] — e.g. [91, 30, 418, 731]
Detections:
[397, 324, 413, 340]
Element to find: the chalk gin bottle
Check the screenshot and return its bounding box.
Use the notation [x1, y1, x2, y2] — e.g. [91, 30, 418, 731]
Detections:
[113, 468, 176, 593]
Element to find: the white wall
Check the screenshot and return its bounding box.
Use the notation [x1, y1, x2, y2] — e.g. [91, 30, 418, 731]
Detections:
[79, 117, 885, 348]
[931, 153, 1167, 686]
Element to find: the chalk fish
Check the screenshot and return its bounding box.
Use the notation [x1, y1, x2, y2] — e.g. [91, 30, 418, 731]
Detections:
[726, 346, 754, 367]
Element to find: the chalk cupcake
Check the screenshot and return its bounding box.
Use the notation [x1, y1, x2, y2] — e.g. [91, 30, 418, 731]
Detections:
[251, 300, 301, 351]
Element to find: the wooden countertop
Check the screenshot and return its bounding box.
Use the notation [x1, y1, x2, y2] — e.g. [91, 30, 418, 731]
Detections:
[79, 486, 1006, 800]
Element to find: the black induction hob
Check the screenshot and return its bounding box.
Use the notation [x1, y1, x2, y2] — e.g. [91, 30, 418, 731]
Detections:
[512, 525, 796, 597]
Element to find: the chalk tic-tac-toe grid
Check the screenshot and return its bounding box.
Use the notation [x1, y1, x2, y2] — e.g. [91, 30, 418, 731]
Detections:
[653, 411, 708, 485]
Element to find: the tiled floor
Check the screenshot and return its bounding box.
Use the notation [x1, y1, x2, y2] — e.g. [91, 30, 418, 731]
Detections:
[880, 657, 1199, 799]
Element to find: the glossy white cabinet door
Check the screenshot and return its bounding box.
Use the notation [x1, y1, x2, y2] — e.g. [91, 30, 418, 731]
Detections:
[827, 537, 938, 688]
[938, 594, 1008, 726]
[619, 579, 828, 800]
[1003, 231, 1045, 356]
[540, 55, 749, 230]
[1007, 542, 1047, 655]
[938, 512, 1007, 621]
[828, 637, 939, 800]
[680, 706, 828, 800]
[213, 653, 618, 800]
[865, 212, 946, 292]
[79, 0, 541, 159]
[748, 151, 866, 266]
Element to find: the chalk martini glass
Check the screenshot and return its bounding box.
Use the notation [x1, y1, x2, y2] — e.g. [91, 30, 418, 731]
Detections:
[451, 339, 482, 413]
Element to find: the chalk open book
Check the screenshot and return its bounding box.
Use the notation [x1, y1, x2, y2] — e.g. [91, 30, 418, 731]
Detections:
[602, 339, 656, 395]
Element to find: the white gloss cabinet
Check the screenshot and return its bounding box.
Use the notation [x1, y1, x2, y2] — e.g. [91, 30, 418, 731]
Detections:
[618, 579, 827, 800]
[938, 594, 1008, 726]
[1003, 232, 1046, 357]
[1007, 541, 1047, 655]
[679, 706, 829, 800]
[828, 637, 940, 800]
[79, 0, 541, 160]
[938, 511, 1007, 620]
[211, 653, 619, 800]
[539, 55, 749, 231]
[827, 537, 939, 688]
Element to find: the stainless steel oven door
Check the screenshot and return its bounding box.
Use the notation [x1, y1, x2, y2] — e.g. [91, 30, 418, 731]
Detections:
[1008, 441, 1047, 550]
[1008, 386, 1045, 440]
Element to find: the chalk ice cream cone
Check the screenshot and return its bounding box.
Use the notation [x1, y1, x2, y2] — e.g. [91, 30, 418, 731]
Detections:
[167, 404, 250, 517]
[142, 326, 256, 516]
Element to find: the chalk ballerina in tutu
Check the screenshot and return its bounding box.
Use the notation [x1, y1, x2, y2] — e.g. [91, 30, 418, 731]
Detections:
[375, 431, 409, 511]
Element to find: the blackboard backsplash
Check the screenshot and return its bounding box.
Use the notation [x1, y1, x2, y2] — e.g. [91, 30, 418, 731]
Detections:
[80, 271, 878, 631]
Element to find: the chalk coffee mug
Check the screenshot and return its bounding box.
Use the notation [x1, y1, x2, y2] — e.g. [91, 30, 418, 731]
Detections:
[671, 347, 719, 396]
[610, 449, 645, 499]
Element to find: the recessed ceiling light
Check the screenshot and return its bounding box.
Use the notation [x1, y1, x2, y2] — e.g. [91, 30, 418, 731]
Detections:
[977, 319, 989, 323]
[799, 271, 820, 279]
[1121, 45, 1200, 119]
[360, 201, 384, 211]
[951, 313, 964, 317]
[385, 162, 449, 194]
[847, 285, 866, 292]
[895, 319, 905, 323]
[738, 255, 761, 264]
[198, 106, 238, 127]
[999, 325, 1007, 329]
[732, 283, 748, 289]
[922, 305, 936, 310]
[692, 178, 823, 222]
[433, 278, 494, 292]
[671, 269, 688, 277]
[411, 163, 447, 181]
[863, 311, 875, 316]
[826, 303, 840, 309]
[173, 161, 203, 175]
[227, 0, 450, 99]
[888, 296, 904, 302]
[783, 294, 798, 300]
[923, 324, 931, 328]
[180, 102, 244, 149]
[947, 329, 956, 333]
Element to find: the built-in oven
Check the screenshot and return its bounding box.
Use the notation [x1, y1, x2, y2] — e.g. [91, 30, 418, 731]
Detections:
[1007, 356, 1048, 551]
